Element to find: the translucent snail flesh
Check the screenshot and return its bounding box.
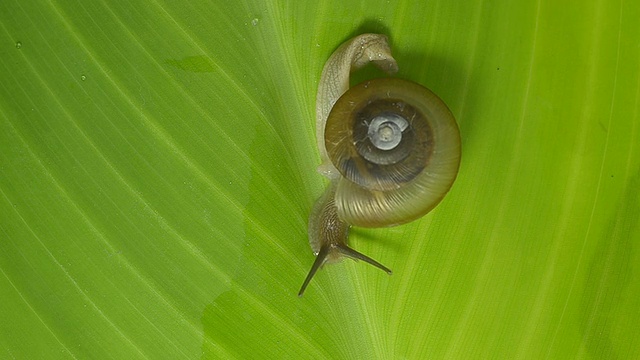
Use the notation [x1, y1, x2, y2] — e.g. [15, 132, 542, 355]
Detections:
[299, 34, 461, 296]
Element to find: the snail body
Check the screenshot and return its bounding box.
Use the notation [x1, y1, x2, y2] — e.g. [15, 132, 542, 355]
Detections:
[299, 34, 460, 296]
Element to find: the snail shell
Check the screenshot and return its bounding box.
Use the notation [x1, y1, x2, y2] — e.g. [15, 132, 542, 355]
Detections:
[299, 34, 460, 296]
[326, 77, 461, 227]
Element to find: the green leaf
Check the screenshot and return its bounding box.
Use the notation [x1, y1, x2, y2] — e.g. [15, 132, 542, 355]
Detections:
[1, 0, 639, 358]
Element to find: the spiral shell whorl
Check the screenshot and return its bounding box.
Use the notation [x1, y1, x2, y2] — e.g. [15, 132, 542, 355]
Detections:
[325, 77, 460, 227]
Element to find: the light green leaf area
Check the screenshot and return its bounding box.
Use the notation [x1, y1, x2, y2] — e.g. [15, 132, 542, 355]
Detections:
[1, 0, 639, 358]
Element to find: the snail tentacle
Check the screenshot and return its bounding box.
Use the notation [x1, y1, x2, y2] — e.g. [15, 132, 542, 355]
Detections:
[298, 243, 330, 296]
[335, 245, 393, 275]
[298, 240, 392, 297]
[301, 181, 391, 296]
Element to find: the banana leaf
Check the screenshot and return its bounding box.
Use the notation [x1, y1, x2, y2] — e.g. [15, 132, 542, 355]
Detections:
[1, 0, 638, 358]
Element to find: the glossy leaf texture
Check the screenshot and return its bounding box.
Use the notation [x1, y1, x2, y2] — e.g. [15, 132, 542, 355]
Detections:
[1, 0, 639, 358]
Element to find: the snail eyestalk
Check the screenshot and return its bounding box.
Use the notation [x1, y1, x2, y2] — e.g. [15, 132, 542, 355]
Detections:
[298, 242, 392, 297]
[335, 245, 392, 275]
[298, 244, 330, 297]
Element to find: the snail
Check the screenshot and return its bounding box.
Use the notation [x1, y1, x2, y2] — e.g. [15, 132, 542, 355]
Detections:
[299, 34, 461, 296]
